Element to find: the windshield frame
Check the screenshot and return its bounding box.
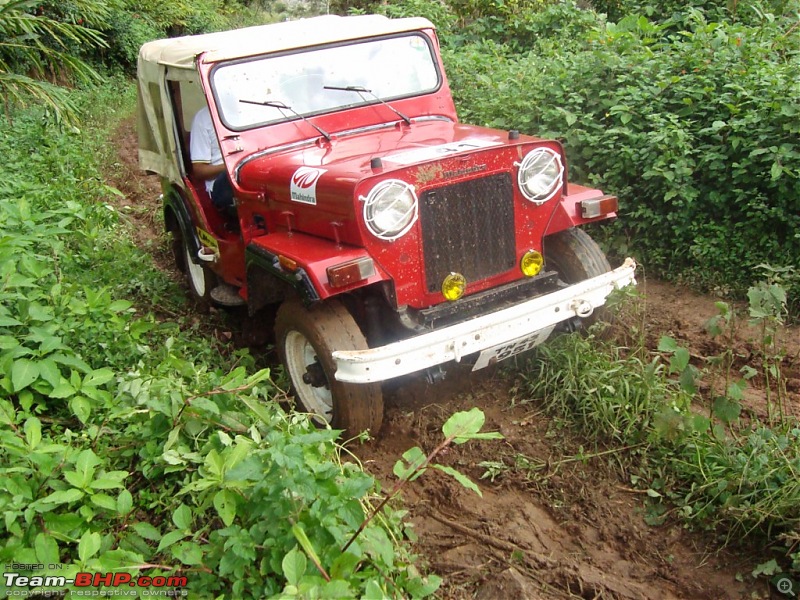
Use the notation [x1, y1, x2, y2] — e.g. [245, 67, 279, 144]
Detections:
[208, 32, 442, 133]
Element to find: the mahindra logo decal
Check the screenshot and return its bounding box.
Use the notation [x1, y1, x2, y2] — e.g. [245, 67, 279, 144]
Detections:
[292, 167, 324, 188]
[289, 166, 327, 205]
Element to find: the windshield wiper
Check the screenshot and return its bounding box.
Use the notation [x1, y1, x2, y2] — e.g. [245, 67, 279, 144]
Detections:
[323, 85, 412, 126]
[240, 99, 331, 142]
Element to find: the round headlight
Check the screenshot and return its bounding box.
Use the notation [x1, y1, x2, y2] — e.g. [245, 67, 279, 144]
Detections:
[516, 148, 564, 204]
[361, 179, 418, 241]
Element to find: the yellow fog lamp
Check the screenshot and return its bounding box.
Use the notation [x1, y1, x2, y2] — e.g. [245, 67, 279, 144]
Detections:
[520, 250, 544, 277]
[441, 272, 467, 301]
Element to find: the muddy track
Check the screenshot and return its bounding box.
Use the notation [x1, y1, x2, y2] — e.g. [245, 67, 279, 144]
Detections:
[110, 117, 799, 599]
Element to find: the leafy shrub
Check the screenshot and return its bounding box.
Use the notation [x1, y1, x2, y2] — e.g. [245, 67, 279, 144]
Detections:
[589, 0, 799, 25]
[0, 83, 437, 598]
[444, 4, 800, 303]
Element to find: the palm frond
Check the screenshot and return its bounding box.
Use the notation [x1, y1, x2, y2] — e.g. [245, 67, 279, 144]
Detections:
[0, 71, 80, 125]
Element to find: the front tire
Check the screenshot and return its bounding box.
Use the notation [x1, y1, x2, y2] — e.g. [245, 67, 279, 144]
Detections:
[545, 228, 611, 326]
[275, 299, 383, 437]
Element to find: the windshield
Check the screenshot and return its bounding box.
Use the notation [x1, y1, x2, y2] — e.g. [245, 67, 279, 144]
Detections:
[210, 33, 439, 131]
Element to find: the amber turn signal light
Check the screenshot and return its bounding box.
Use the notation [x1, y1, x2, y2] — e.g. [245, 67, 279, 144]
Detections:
[278, 255, 299, 272]
[520, 250, 544, 277]
[327, 258, 375, 288]
[442, 272, 467, 301]
[580, 195, 618, 219]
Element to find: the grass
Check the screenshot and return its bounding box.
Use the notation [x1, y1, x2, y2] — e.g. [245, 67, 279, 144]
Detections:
[512, 287, 800, 579]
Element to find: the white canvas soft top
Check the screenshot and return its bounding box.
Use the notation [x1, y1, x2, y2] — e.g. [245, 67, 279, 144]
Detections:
[138, 14, 434, 69]
[137, 14, 435, 181]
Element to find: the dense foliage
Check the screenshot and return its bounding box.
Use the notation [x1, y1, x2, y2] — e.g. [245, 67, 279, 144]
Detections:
[0, 84, 438, 598]
[378, 0, 800, 306]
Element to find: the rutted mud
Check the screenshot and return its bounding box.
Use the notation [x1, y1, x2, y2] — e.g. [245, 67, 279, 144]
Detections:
[111, 117, 798, 599]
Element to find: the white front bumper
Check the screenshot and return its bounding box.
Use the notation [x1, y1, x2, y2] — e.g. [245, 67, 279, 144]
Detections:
[333, 258, 637, 384]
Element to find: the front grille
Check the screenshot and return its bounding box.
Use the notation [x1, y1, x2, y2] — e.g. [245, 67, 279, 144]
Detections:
[419, 173, 516, 292]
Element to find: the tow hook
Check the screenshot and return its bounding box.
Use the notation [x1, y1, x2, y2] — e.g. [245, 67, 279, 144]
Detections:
[571, 299, 594, 318]
[425, 365, 447, 384]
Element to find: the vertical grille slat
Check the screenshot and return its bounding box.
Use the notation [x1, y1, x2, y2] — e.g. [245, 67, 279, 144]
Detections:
[419, 174, 515, 292]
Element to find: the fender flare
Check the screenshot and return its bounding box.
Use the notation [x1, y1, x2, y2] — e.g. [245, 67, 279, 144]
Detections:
[245, 244, 320, 314]
[162, 185, 203, 262]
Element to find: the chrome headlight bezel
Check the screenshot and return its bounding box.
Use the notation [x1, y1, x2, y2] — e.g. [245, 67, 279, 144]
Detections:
[360, 179, 419, 241]
[516, 147, 564, 204]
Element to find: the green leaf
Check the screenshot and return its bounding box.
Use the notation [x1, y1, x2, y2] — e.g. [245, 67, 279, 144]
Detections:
[669, 347, 690, 373]
[40, 488, 84, 505]
[657, 336, 678, 352]
[132, 522, 161, 542]
[213, 490, 237, 527]
[282, 547, 307, 587]
[0, 400, 16, 426]
[78, 531, 101, 563]
[752, 559, 780, 577]
[172, 504, 193, 531]
[291, 523, 323, 570]
[83, 368, 114, 388]
[237, 394, 275, 425]
[108, 299, 132, 312]
[63, 470, 86, 489]
[405, 574, 442, 598]
[442, 408, 493, 444]
[69, 396, 91, 423]
[50, 353, 92, 374]
[24, 417, 42, 450]
[49, 378, 76, 399]
[245, 368, 272, 387]
[89, 476, 127, 490]
[712, 395, 741, 424]
[679, 366, 697, 395]
[330, 552, 360, 580]
[433, 464, 482, 497]
[364, 581, 385, 599]
[156, 530, 187, 553]
[0, 315, 22, 327]
[117, 489, 133, 515]
[689, 414, 710, 434]
[12, 358, 39, 392]
[75, 449, 100, 484]
[172, 541, 203, 566]
[35, 533, 59, 565]
[90, 493, 118, 511]
[393, 446, 427, 481]
[37, 359, 62, 387]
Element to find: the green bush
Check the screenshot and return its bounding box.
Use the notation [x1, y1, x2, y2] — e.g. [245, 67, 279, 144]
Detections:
[444, 5, 800, 303]
[589, 0, 799, 25]
[0, 82, 437, 598]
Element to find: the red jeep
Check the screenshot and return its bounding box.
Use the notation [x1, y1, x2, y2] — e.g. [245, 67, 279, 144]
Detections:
[137, 15, 636, 435]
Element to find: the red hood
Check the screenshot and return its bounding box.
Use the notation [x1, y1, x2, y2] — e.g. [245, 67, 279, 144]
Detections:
[236, 121, 559, 243]
[237, 120, 550, 196]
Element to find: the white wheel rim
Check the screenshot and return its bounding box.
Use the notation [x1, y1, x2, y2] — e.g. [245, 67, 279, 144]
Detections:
[184, 242, 206, 297]
[284, 330, 333, 423]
